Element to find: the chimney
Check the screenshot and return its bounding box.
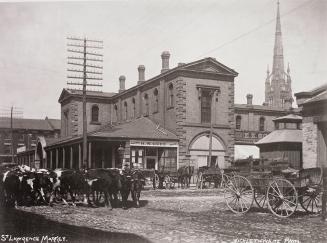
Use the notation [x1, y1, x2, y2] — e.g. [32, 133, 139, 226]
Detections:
[161, 51, 170, 73]
[119, 75, 125, 93]
[246, 94, 253, 105]
[137, 65, 145, 85]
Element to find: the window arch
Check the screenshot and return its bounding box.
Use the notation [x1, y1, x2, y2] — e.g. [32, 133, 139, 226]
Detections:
[259, 117, 265, 131]
[168, 83, 174, 108]
[91, 105, 99, 122]
[236, 115, 242, 130]
[144, 93, 149, 116]
[124, 101, 128, 120]
[153, 88, 159, 113]
[131, 98, 136, 118]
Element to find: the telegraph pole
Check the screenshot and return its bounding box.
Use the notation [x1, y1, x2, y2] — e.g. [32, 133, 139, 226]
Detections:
[0, 106, 23, 163]
[66, 37, 103, 169]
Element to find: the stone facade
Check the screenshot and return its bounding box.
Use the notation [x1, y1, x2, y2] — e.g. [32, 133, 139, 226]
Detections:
[57, 55, 238, 169]
[302, 118, 318, 168]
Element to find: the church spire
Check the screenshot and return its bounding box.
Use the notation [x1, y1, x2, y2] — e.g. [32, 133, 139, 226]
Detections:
[271, 0, 284, 81]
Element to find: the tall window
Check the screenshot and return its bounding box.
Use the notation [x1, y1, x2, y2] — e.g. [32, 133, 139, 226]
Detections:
[124, 102, 128, 120]
[201, 89, 211, 123]
[114, 104, 118, 121]
[153, 88, 159, 113]
[168, 83, 174, 108]
[236, 116, 242, 130]
[144, 93, 149, 116]
[259, 117, 265, 131]
[63, 110, 69, 136]
[91, 105, 99, 122]
[131, 98, 136, 119]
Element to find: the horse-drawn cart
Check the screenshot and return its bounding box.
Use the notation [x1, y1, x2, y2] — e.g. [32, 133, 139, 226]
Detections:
[223, 164, 322, 218]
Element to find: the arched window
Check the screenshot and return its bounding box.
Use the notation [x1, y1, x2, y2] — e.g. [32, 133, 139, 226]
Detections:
[144, 93, 149, 116]
[91, 105, 99, 122]
[236, 115, 241, 130]
[168, 83, 174, 108]
[114, 104, 118, 121]
[131, 98, 136, 119]
[259, 117, 265, 131]
[153, 88, 159, 113]
[124, 101, 128, 120]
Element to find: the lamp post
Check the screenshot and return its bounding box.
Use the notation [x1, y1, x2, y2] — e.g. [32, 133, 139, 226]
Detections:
[117, 144, 125, 169]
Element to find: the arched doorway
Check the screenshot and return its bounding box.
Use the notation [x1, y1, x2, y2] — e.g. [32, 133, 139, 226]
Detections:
[189, 133, 226, 170]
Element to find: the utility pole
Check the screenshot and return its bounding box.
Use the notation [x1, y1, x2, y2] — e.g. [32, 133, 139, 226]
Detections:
[0, 106, 23, 163]
[67, 37, 103, 169]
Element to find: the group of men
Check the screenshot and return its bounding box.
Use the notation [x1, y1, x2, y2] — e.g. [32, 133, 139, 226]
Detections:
[0, 164, 145, 210]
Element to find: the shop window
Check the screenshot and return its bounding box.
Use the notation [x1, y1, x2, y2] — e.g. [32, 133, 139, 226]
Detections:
[168, 83, 174, 108]
[236, 116, 242, 130]
[144, 93, 149, 116]
[153, 88, 159, 113]
[259, 117, 265, 131]
[91, 105, 99, 122]
[158, 148, 177, 171]
[131, 98, 136, 118]
[124, 102, 128, 120]
[201, 89, 211, 123]
[131, 148, 144, 165]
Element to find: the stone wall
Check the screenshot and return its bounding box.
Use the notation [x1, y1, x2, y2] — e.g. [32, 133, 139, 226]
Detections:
[302, 117, 318, 168]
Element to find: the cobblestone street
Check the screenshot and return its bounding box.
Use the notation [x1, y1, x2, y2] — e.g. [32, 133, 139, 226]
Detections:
[11, 189, 327, 243]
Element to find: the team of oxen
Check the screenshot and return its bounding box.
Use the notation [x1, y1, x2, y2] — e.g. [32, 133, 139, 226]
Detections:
[0, 165, 145, 209]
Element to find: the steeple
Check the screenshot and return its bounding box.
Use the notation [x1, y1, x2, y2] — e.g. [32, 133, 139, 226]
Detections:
[271, 0, 284, 81]
[264, 1, 293, 109]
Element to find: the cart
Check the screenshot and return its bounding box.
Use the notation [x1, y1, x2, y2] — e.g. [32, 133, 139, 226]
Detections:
[223, 163, 323, 218]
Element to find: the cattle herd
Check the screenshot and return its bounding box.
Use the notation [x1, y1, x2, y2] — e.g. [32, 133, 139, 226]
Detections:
[0, 165, 145, 210]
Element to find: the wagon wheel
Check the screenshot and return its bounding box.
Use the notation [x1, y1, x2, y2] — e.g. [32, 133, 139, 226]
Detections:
[224, 175, 254, 214]
[299, 184, 322, 214]
[153, 174, 160, 189]
[267, 178, 298, 218]
[196, 172, 204, 189]
[253, 187, 267, 208]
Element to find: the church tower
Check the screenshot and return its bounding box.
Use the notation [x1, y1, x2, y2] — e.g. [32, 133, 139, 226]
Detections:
[265, 1, 293, 109]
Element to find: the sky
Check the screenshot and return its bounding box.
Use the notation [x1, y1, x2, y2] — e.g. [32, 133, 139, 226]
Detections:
[0, 0, 326, 119]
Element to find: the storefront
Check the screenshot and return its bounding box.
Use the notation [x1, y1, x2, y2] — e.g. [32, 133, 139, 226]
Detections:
[130, 140, 178, 170]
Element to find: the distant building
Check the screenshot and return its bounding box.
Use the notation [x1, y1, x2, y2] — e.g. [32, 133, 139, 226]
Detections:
[233, 1, 298, 159]
[264, 1, 293, 109]
[0, 117, 60, 164]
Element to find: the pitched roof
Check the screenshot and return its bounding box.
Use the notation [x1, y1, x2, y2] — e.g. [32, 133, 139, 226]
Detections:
[295, 83, 327, 98]
[303, 90, 327, 104]
[255, 129, 302, 145]
[273, 114, 302, 122]
[0, 117, 60, 131]
[58, 88, 116, 103]
[45, 117, 178, 148]
[91, 117, 178, 141]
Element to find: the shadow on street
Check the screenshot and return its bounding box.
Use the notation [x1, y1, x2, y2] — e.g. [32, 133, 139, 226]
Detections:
[0, 207, 152, 243]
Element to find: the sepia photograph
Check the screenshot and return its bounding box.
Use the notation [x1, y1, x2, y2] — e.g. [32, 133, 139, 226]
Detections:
[0, 0, 326, 242]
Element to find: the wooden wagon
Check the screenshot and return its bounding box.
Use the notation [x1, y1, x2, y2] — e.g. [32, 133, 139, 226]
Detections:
[223, 161, 323, 218]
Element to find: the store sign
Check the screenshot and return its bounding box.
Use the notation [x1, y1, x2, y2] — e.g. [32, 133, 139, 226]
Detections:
[17, 146, 26, 153]
[130, 140, 178, 147]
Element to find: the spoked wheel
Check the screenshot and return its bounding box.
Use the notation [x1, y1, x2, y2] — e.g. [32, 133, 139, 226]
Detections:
[253, 187, 267, 208]
[299, 185, 322, 214]
[267, 179, 298, 218]
[224, 175, 254, 214]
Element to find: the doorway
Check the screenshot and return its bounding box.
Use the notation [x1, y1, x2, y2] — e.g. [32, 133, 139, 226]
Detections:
[145, 157, 157, 170]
